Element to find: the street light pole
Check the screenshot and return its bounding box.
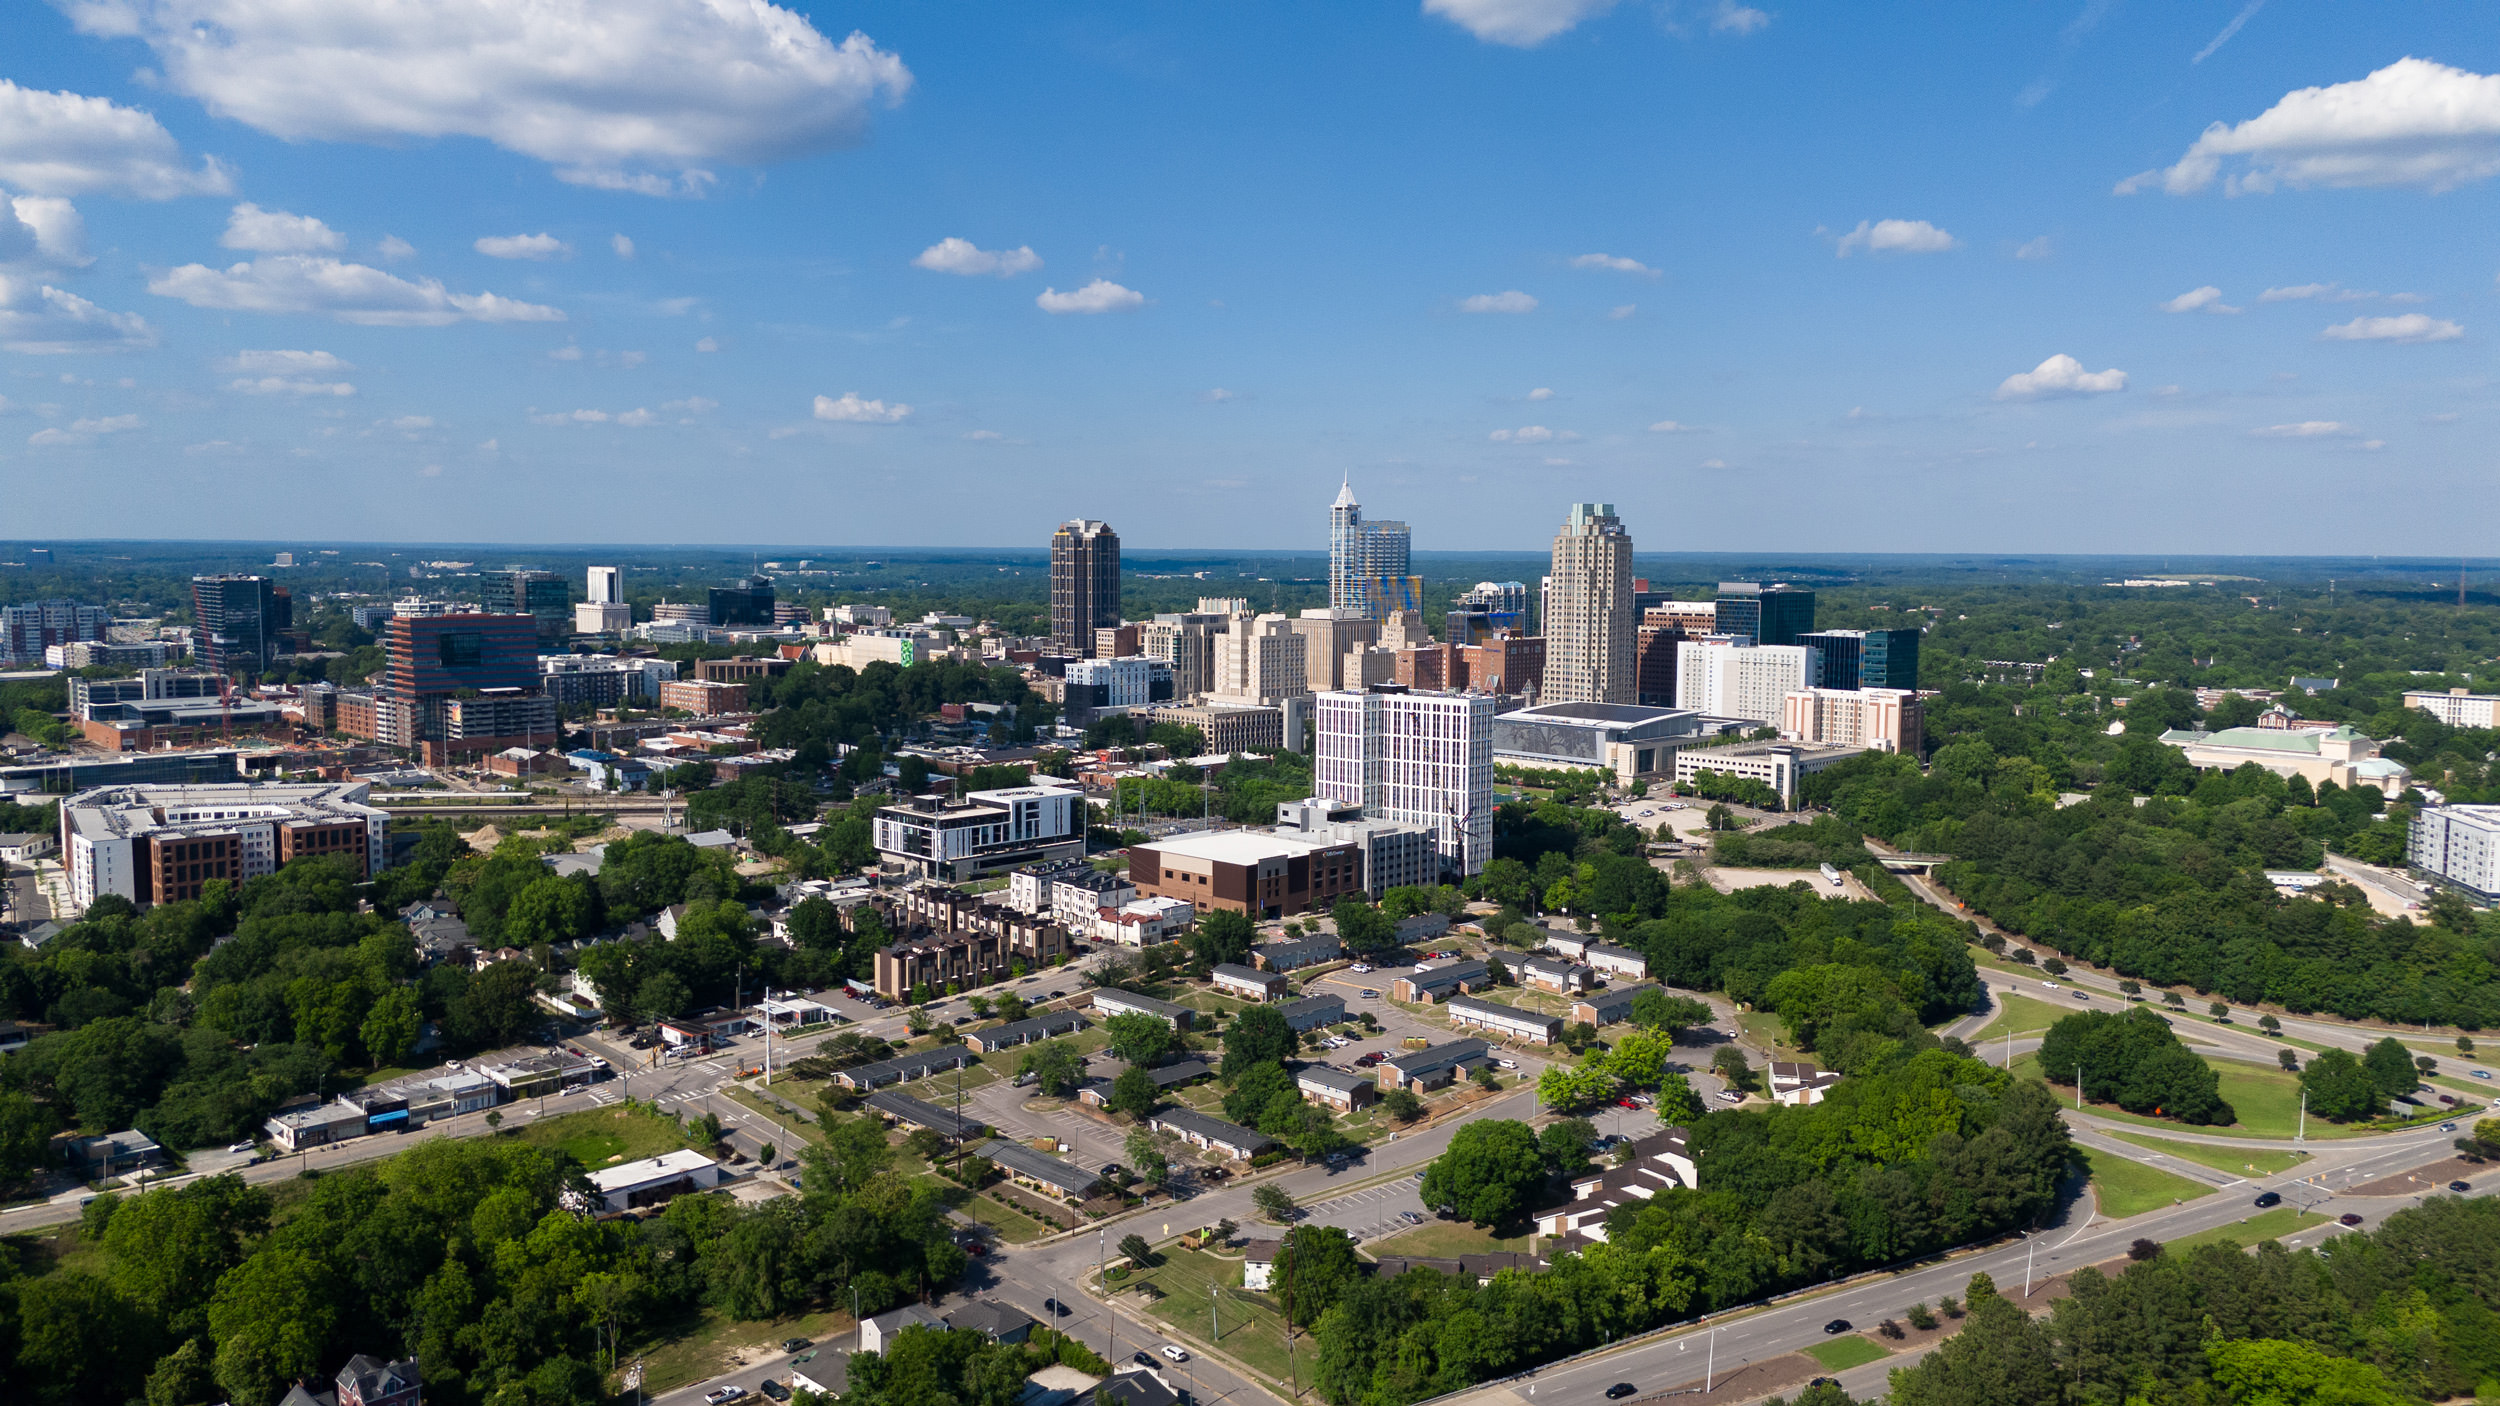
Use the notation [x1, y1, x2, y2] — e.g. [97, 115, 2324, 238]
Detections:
[2024, 1233, 2037, 1297]
[1704, 1325, 1719, 1393]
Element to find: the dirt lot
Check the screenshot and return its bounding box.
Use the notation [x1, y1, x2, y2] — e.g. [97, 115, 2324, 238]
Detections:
[2348, 1155, 2485, 1197]
[1705, 866, 1878, 901]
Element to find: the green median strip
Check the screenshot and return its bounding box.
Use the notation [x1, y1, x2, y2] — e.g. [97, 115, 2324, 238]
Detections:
[2080, 1148, 2213, 1217]
[2105, 1131, 2307, 1178]
[2159, 1205, 2327, 1256]
[1804, 1337, 1890, 1372]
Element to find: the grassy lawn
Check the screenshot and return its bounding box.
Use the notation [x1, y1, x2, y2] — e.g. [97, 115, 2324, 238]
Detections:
[1735, 1011, 1806, 1063]
[899, 1062, 1001, 1100]
[1366, 1220, 1537, 1257]
[2080, 1148, 2213, 1217]
[906, 1173, 1051, 1242]
[2107, 1131, 2309, 1178]
[2011, 1053, 2380, 1141]
[1968, 993, 2079, 1048]
[624, 1302, 857, 1396]
[1116, 1246, 1300, 1387]
[720, 1086, 820, 1145]
[2161, 1204, 2325, 1256]
[515, 1104, 690, 1169]
[1804, 1337, 1890, 1373]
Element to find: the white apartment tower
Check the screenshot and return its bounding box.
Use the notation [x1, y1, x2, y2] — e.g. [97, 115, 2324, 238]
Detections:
[586, 566, 623, 604]
[1213, 613, 1310, 705]
[1543, 503, 1636, 704]
[1314, 687, 1495, 878]
[1327, 479, 1412, 619]
[1677, 639, 1819, 724]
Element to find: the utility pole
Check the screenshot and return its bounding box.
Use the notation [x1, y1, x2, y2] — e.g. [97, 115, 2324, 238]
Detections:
[2024, 1233, 2037, 1297]
[2076, 1063, 2084, 1111]
[1210, 1284, 1219, 1345]
[1704, 1325, 1719, 1393]
[2297, 1088, 2307, 1145]
[1098, 1227, 1113, 1361]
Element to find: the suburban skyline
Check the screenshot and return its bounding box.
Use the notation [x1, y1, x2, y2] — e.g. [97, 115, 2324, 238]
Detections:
[0, 2, 2494, 551]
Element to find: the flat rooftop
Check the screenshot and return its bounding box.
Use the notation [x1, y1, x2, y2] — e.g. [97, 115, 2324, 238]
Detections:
[1135, 829, 1332, 864]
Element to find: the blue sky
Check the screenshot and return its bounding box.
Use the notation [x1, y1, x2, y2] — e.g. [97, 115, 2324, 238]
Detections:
[0, 1, 2494, 554]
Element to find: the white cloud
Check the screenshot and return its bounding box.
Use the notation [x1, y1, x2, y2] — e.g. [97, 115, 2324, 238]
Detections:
[381, 414, 433, 429]
[27, 427, 80, 445]
[376, 235, 416, 261]
[62, 0, 914, 195]
[964, 429, 1002, 441]
[418, 463, 443, 476]
[813, 391, 910, 423]
[1460, 290, 1537, 313]
[1570, 253, 1658, 277]
[0, 195, 90, 268]
[1648, 420, 1699, 433]
[548, 344, 583, 361]
[221, 203, 343, 253]
[0, 276, 156, 353]
[1609, 303, 1635, 319]
[475, 233, 570, 261]
[219, 348, 351, 375]
[148, 256, 565, 326]
[2322, 313, 2463, 343]
[0, 77, 231, 197]
[695, 336, 719, 352]
[1528, 387, 1554, 401]
[612, 234, 635, 260]
[1834, 219, 1959, 257]
[2160, 285, 2240, 314]
[73, 414, 139, 433]
[616, 408, 656, 427]
[2252, 420, 2350, 437]
[913, 237, 1042, 277]
[1699, 457, 1727, 469]
[661, 396, 717, 414]
[2259, 282, 2339, 301]
[1710, 1, 1770, 35]
[1036, 279, 1144, 314]
[1995, 353, 2127, 400]
[2118, 58, 2500, 195]
[529, 408, 611, 425]
[1423, 0, 1617, 47]
[1489, 425, 1554, 442]
[2014, 236, 2054, 260]
[230, 375, 354, 396]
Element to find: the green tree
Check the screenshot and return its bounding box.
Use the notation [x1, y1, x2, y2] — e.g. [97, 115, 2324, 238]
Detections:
[812, 1114, 894, 1194]
[1103, 1012, 1178, 1069]
[1106, 1065, 1160, 1118]
[1419, 1119, 1544, 1226]
[2202, 1337, 2410, 1406]
[1713, 1046, 1755, 1092]
[1886, 1274, 2062, 1406]
[1381, 1087, 1424, 1122]
[1118, 1232, 1155, 1266]
[1629, 987, 1713, 1036]
[358, 986, 423, 1070]
[1253, 1184, 1297, 1221]
[207, 1244, 342, 1406]
[1123, 1128, 1170, 1186]
[1332, 898, 1398, 954]
[1191, 909, 1256, 968]
[2299, 1047, 2385, 1122]
[1223, 1061, 1296, 1125]
[1018, 1042, 1084, 1097]
[102, 1174, 273, 1341]
[1538, 1117, 1598, 1175]
[1274, 1224, 1362, 1328]
[1222, 1003, 1296, 1076]
[2361, 1036, 2419, 1098]
[1536, 1063, 1618, 1112]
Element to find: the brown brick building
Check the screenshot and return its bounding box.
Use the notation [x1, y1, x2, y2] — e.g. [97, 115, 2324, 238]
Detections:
[1126, 829, 1364, 920]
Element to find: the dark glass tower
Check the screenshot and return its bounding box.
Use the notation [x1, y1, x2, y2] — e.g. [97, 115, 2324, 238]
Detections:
[1050, 520, 1121, 656]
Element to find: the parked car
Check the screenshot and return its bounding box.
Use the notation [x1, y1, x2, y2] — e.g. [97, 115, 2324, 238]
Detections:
[1160, 1345, 1189, 1363]
[226, 1140, 255, 1153]
[1717, 1091, 1745, 1103]
[704, 1388, 748, 1405]
[760, 1382, 791, 1402]
[2339, 1213, 2365, 1226]
[2253, 1191, 2282, 1208]
[1350, 963, 1373, 974]
[1101, 1163, 1125, 1180]
[1823, 1319, 1852, 1335]
[782, 1338, 811, 1354]
[1133, 1352, 1157, 1369]
[1361, 989, 1380, 999]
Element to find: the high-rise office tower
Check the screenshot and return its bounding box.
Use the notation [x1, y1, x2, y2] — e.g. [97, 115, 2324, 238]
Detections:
[1446, 581, 1529, 645]
[1327, 480, 1413, 620]
[1713, 582, 1817, 646]
[587, 566, 623, 605]
[482, 570, 571, 642]
[379, 613, 554, 762]
[1543, 503, 1636, 704]
[1798, 628, 1921, 691]
[192, 574, 279, 673]
[709, 575, 777, 628]
[1314, 685, 1495, 878]
[1050, 519, 1121, 656]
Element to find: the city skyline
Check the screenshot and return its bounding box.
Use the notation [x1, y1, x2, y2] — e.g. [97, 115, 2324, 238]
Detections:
[0, 5, 2493, 551]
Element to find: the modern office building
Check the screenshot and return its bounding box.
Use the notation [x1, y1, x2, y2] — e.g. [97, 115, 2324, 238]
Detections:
[587, 565, 623, 605]
[1312, 685, 1495, 877]
[2410, 805, 2500, 900]
[378, 613, 555, 762]
[871, 782, 1087, 881]
[539, 654, 679, 708]
[1142, 612, 1229, 699]
[1212, 614, 1310, 705]
[0, 599, 111, 665]
[1781, 687, 1923, 754]
[1288, 609, 1380, 693]
[1145, 702, 1286, 753]
[61, 780, 388, 910]
[1327, 479, 1413, 620]
[2406, 689, 2500, 729]
[1064, 656, 1173, 712]
[1798, 628, 1920, 691]
[1712, 583, 1816, 647]
[1675, 639, 1820, 725]
[192, 575, 286, 673]
[47, 640, 172, 670]
[1543, 503, 1636, 704]
[1050, 519, 1122, 657]
[1446, 581, 1531, 645]
[1491, 701, 1706, 784]
[708, 575, 776, 628]
[574, 602, 632, 634]
[481, 570, 571, 642]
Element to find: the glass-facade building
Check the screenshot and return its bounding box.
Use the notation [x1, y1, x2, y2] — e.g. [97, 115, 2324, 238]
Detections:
[1799, 628, 1920, 691]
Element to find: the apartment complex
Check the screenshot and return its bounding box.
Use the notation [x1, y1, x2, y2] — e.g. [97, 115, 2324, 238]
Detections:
[2411, 804, 2500, 901]
[1634, 602, 1717, 707]
[1312, 685, 1495, 878]
[538, 654, 679, 708]
[2407, 689, 2500, 729]
[871, 782, 1087, 881]
[0, 599, 110, 665]
[1127, 828, 1367, 919]
[62, 781, 388, 910]
[1050, 519, 1122, 656]
[1675, 639, 1820, 725]
[377, 613, 557, 763]
[1543, 503, 1636, 704]
[1213, 613, 1310, 705]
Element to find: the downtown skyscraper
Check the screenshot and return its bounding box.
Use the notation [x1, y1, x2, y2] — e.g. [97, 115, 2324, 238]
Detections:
[1050, 519, 1122, 656]
[1327, 479, 1413, 620]
[1542, 503, 1636, 704]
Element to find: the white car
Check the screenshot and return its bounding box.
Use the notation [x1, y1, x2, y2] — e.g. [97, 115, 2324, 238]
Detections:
[1160, 1346, 1190, 1363]
[1350, 963, 1373, 973]
[706, 1389, 749, 1405]
[2042, 982, 2060, 990]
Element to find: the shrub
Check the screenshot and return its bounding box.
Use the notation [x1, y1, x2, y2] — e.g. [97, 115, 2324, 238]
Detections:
[1878, 1319, 1904, 1340]
[1937, 1295, 1963, 1319]
[2128, 1238, 2163, 1261]
[1905, 1303, 1937, 1330]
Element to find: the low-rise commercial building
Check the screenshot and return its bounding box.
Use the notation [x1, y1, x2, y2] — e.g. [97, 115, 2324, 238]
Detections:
[1491, 701, 1706, 785]
[1126, 828, 1366, 920]
[1673, 741, 1862, 810]
[587, 1149, 726, 1213]
[62, 781, 388, 910]
[873, 783, 1088, 882]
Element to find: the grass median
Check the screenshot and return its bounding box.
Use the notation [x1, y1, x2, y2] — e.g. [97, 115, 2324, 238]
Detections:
[2160, 1204, 2326, 1255]
[1804, 1337, 1890, 1373]
[2080, 1148, 2213, 1217]
[2105, 1131, 2308, 1178]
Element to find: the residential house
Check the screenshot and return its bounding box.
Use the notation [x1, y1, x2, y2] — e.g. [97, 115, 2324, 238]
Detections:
[1378, 1038, 1490, 1091]
[944, 1300, 1036, 1345]
[335, 1354, 423, 1406]
[1445, 995, 1562, 1046]
[1391, 959, 1489, 1004]
[859, 1303, 950, 1354]
[1533, 1127, 1697, 1244]
[1147, 1108, 1277, 1160]
[1242, 1238, 1281, 1291]
[1768, 1061, 1844, 1106]
[1211, 964, 1290, 1002]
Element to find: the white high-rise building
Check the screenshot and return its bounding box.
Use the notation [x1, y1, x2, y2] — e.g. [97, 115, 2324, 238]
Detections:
[1543, 503, 1636, 704]
[1313, 686, 1495, 878]
[1677, 640, 1819, 724]
[587, 566, 623, 604]
[1782, 687, 1922, 754]
[1327, 479, 1412, 619]
[1212, 613, 1309, 705]
[2411, 805, 2500, 901]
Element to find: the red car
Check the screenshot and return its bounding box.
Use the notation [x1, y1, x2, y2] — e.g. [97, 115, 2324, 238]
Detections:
[1618, 1097, 1639, 1109]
